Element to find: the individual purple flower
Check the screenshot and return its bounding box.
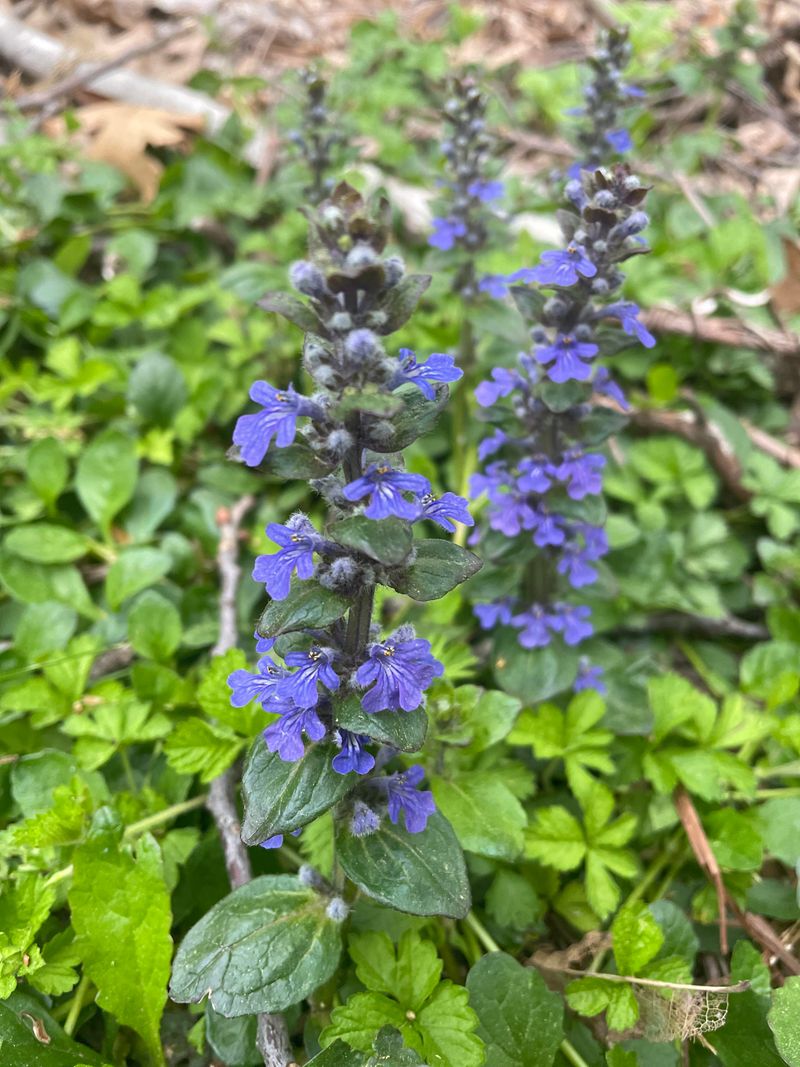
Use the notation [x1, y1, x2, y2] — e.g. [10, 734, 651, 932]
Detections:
[228, 655, 290, 708]
[478, 428, 508, 461]
[574, 659, 607, 695]
[280, 647, 340, 707]
[252, 518, 317, 600]
[390, 348, 462, 400]
[233, 382, 321, 467]
[429, 216, 467, 251]
[259, 828, 301, 850]
[535, 334, 599, 384]
[555, 603, 594, 645]
[475, 368, 523, 408]
[512, 604, 563, 649]
[264, 705, 326, 762]
[343, 464, 430, 521]
[376, 765, 436, 834]
[531, 508, 567, 548]
[507, 267, 541, 284]
[557, 543, 599, 589]
[603, 301, 656, 348]
[605, 128, 633, 153]
[419, 492, 474, 532]
[474, 598, 516, 629]
[517, 455, 555, 494]
[478, 274, 510, 300]
[468, 179, 505, 202]
[332, 731, 375, 775]
[581, 524, 609, 560]
[526, 244, 597, 287]
[593, 366, 629, 410]
[254, 631, 275, 654]
[356, 633, 444, 713]
[488, 494, 538, 538]
[554, 452, 606, 500]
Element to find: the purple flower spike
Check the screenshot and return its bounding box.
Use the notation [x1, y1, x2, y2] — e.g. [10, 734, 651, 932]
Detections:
[227, 655, 289, 709]
[264, 705, 326, 762]
[253, 518, 317, 601]
[281, 647, 340, 707]
[356, 634, 444, 713]
[527, 244, 597, 287]
[376, 765, 436, 834]
[233, 382, 321, 467]
[419, 492, 474, 532]
[429, 216, 467, 251]
[574, 659, 607, 695]
[555, 452, 606, 500]
[390, 349, 462, 400]
[475, 368, 523, 408]
[517, 455, 555, 494]
[536, 333, 599, 384]
[603, 301, 656, 348]
[332, 731, 375, 775]
[474, 598, 516, 629]
[531, 509, 566, 548]
[343, 464, 430, 521]
[468, 179, 505, 202]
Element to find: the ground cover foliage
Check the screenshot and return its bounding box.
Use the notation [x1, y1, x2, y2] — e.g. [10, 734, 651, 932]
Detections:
[1, 3, 800, 1066]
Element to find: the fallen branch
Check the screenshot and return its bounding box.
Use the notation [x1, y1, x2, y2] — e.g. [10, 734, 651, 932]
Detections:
[617, 613, 768, 642]
[0, 12, 270, 167]
[208, 497, 293, 1067]
[640, 306, 800, 358]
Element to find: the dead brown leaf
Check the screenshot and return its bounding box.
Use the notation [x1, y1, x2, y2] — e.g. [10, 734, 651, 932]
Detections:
[771, 237, 800, 315]
[45, 103, 205, 202]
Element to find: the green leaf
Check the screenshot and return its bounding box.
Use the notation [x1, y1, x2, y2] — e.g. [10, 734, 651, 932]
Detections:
[647, 673, 716, 743]
[369, 1028, 427, 1065]
[467, 952, 563, 1067]
[0, 551, 99, 620]
[69, 811, 172, 1066]
[75, 429, 139, 535]
[257, 579, 349, 637]
[431, 773, 526, 860]
[509, 285, 546, 323]
[320, 991, 409, 1052]
[27, 438, 69, 506]
[713, 990, 786, 1067]
[768, 977, 800, 1065]
[485, 872, 542, 932]
[525, 807, 585, 870]
[759, 797, 800, 866]
[389, 540, 481, 601]
[241, 740, 355, 845]
[328, 515, 413, 566]
[363, 388, 448, 453]
[308, 1041, 367, 1066]
[4, 524, 88, 564]
[205, 1005, 260, 1067]
[198, 649, 262, 736]
[377, 274, 431, 333]
[263, 441, 333, 479]
[447, 686, 522, 751]
[416, 982, 484, 1067]
[335, 390, 403, 418]
[164, 718, 244, 782]
[105, 547, 171, 610]
[0, 991, 109, 1067]
[258, 291, 325, 333]
[611, 903, 664, 976]
[128, 591, 181, 661]
[169, 874, 342, 1016]
[334, 692, 427, 752]
[336, 811, 471, 918]
[127, 353, 187, 426]
[349, 930, 442, 1010]
[493, 632, 579, 703]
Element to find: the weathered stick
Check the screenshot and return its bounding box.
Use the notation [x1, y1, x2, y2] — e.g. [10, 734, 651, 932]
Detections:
[208, 497, 293, 1067]
[641, 305, 800, 359]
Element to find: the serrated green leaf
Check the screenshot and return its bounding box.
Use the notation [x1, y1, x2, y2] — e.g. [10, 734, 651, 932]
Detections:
[321, 991, 409, 1052]
[431, 773, 526, 860]
[163, 718, 244, 782]
[611, 903, 664, 976]
[328, 515, 413, 566]
[69, 811, 172, 1066]
[257, 579, 349, 637]
[466, 952, 563, 1067]
[416, 981, 484, 1067]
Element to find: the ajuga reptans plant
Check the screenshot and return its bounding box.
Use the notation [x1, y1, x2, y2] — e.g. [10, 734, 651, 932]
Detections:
[472, 166, 652, 698]
[287, 67, 349, 203]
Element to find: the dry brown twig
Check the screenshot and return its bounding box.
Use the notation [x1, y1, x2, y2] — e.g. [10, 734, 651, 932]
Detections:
[674, 786, 730, 955]
[207, 496, 294, 1067]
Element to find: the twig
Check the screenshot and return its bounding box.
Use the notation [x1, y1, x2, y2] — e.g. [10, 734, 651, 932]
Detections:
[640, 306, 800, 358]
[538, 963, 749, 994]
[14, 20, 197, 112]
[740, 419, 800, 469]
[674, 786, 729, 955]
[615, 613, 768, 642]
[207, 497, 293, 1067]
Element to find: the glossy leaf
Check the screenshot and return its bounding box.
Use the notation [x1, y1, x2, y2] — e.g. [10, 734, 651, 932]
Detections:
[257, 579, 349, 637]
[377, 274, 432, 333]
[389, 540, 481, 601]
[334, 692, 427, 752]
[328, 515, 413, 566]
